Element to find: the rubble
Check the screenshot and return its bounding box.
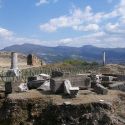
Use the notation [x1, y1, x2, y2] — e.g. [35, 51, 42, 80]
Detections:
[2, 63, 125, 124]
[39, 73, 50, 80]
[109, 82, 125, 92]
[27, 74, 50, 90]
[94, 84, 108, 95]
[51, 70, 63, 78]
[102, 76, 115, 82]
[50, 77, 64, 93]
[64, 79, 79, 97]
[28, 76, 37, 82]
[50, 75, 91, 94]
[27, 80, 45, 89]
[18, 83, 28, 92]
[37, 80, 50, 91]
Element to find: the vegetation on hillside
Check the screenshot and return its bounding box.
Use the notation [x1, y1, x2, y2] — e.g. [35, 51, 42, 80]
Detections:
[62, 59, 99, 67]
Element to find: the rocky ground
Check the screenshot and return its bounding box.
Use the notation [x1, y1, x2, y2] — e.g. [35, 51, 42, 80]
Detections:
[0, 90, 125, 125]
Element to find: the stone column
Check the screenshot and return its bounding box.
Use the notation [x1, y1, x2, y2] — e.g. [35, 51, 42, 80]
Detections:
[11, 52, 18, 69]
[103, 51, 106, 66]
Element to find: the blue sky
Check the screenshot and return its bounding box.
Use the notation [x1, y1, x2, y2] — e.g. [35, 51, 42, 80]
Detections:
[0, 0, 125, 48]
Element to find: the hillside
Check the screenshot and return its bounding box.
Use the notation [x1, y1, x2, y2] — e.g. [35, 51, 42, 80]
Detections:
[2, 43, 125, 64]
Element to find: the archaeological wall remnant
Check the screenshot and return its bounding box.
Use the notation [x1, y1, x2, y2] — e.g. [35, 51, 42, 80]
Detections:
[27, 54, 42, 66]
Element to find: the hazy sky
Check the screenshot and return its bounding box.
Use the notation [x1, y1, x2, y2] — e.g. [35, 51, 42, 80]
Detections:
[0, 0, 125, 48]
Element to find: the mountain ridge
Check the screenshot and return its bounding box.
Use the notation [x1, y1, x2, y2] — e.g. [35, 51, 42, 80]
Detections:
[2, 43, 125, 64]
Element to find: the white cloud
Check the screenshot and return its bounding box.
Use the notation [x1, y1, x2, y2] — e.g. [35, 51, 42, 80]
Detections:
[0, 25, 125, 49]
[1, 0, 125, 48]
[40, 6, 103, 32]
[57, 30, 125, 48]
[73, 24, 100, 32]
[0, 27, 50, 49]
[58, 38, 73, 46]
[105, 0, 125, 19]
[0, 28, 13, 40]
[36, 0, 59, 6]
[105, 23, 119, 31]
[39, 0, 125, 33]
[38, 0, 125, 48]
[36, 0, 49, 6]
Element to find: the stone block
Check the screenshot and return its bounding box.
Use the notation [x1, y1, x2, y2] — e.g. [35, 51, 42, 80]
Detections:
[101, 81, 113, 87]
[5, 81, 23, 94]
[5, 82, 12, 94]
[27, 80, 45, 89]
[64, 79, 79, 97]
[28, 76, 37, 82]
[109, 82, 125, 92]
[50, 75, 91, 93]
[94, 84, 108, 95]
[50, 78, 64, 93]
[51, 70, 63, 78]
[117, 75, 125, 81]
[102, 76, 114, 82]
[68, 76, 91, 89]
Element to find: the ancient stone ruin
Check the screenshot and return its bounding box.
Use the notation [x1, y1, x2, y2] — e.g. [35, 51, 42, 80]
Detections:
[0, 54, 125, 125]
[27, 54, 42, 66]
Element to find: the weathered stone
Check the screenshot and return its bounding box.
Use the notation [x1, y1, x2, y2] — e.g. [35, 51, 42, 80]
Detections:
[101, 81, 113, 87]
[28, 76, 37, 82]
[28, 74, 50, 82]
[27, 80, 45, 90]
[64, 79, 79, 97]
[51, 70, 63, 78]
[117, 75, 125, 81]
[68, 76, 91, 89]
[101, 76, 114, 82]
[50, 75, 91, 93]
[50, 78, 64, 93]
[109, 82, 125, 92]
[94, 84, 108, 95]
[10, 52, 18, 69]
[5, 82, 12, 94]
[27, 54, 42, 66]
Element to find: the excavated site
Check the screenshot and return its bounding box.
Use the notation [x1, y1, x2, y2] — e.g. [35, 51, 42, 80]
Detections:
[0, 89, 125, 125]
[0, 53, 125, 125]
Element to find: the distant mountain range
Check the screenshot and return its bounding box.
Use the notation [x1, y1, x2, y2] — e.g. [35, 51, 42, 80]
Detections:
[2, 43, 125, 64]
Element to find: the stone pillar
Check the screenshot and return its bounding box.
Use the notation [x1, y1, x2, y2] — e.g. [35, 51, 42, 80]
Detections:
[11, 52, 18, 69]
[103, 51, 106, 66]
